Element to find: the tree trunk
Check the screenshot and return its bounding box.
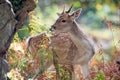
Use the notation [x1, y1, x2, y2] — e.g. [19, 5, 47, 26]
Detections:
[0, 0, 36, 80]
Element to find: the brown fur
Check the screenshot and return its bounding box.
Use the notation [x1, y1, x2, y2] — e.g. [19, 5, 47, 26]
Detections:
[26, 7, 94, 79]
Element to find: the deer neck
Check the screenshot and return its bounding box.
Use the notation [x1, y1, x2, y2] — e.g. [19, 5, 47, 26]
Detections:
[68, 21, 85, 48]
[69, 21, 84, 38]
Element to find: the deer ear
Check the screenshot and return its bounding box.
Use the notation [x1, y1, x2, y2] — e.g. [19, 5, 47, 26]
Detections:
[57, 13, 61, 16]
[70, 8, 82, 20]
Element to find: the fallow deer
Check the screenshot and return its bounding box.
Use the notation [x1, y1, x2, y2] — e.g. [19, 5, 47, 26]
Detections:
[26, 6, 94, 79]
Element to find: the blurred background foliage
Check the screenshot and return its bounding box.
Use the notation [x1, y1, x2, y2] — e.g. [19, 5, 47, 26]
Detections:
[7, 0, 120, 79]
[10, 0, 120, 38]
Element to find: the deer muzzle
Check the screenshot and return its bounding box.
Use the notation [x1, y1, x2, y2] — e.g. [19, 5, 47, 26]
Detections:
[50, 25, 56, 31]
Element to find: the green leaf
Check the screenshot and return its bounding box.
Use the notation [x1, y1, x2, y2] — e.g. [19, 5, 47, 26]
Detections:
[18, 27, 29, 40]
[94, 72, 105, 80]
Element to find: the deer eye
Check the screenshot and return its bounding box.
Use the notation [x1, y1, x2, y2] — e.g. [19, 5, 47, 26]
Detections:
[61, 20, 66, 23]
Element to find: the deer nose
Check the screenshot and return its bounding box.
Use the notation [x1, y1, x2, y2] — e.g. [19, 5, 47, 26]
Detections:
[116, 60, 120, 64]
[50, 25, 56, 31]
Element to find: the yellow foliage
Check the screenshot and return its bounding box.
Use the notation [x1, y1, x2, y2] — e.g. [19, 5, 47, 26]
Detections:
[96, 4, 102, 10]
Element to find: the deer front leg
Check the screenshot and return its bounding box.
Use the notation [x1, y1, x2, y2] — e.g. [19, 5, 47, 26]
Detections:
[69, 65, 76, 80]
[33, 60, 52, 79]
[80, 63, 90, 79]
[71, 66, 76, 80]
[44, 59, 53, 71]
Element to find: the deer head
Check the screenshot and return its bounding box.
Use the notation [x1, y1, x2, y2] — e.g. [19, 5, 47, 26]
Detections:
[50, 5, 82, 33]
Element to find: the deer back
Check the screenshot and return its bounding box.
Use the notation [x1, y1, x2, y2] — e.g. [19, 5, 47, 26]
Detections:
[26, 32, 79, 64]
